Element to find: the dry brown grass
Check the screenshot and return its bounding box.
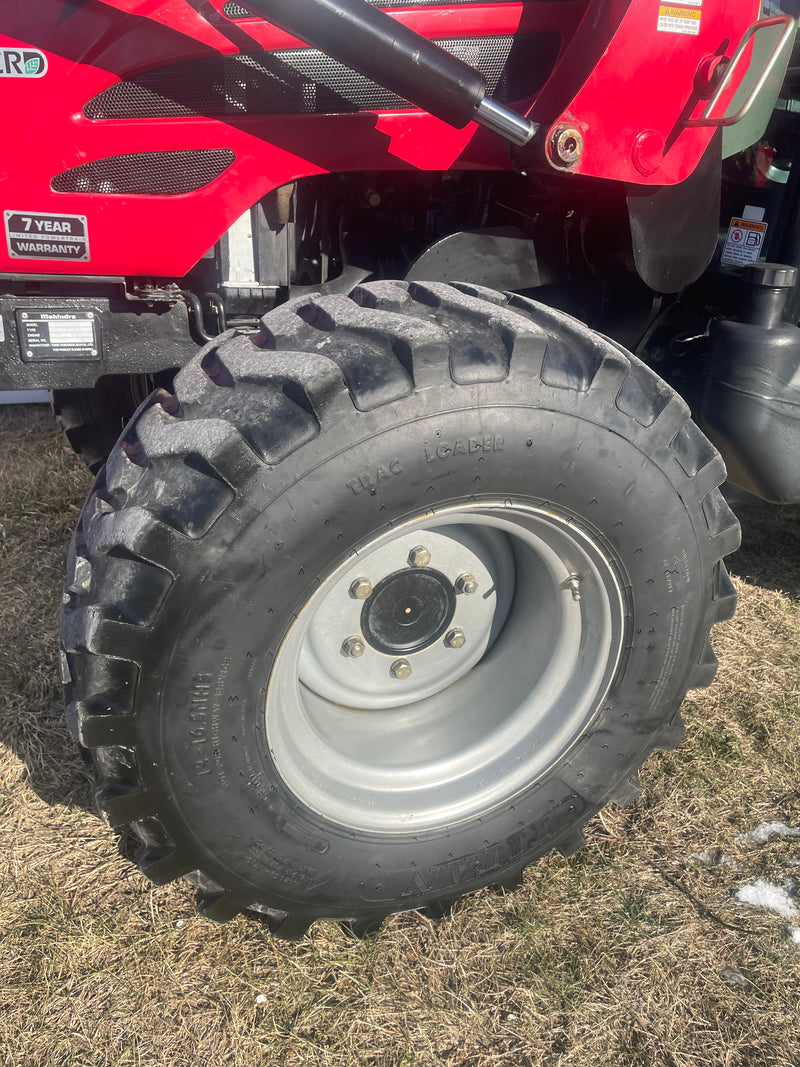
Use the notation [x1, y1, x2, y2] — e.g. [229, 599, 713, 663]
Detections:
[1, 405, 799, 1067]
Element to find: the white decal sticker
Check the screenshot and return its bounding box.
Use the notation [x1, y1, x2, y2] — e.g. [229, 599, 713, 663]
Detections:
[657, 4, 701, 33]
[722, 216, 768, 266]
[0, 48, 48, 78]
[0, 315, 4, 343]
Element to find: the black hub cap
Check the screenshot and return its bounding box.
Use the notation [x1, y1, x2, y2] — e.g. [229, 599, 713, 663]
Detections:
[361, 567, 456, 655]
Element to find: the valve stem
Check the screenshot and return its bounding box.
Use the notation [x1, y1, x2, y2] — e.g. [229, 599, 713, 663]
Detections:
[567, 574, 582, 602]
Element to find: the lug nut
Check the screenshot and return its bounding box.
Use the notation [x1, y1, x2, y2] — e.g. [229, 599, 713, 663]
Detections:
[390, 659, 412, 679]
[455, 573, 478, 595]
[445, 628, 466, 649]
[408, 546, 431, 568]
[342, 636, 365, 658]
[349, 577, 373, 600]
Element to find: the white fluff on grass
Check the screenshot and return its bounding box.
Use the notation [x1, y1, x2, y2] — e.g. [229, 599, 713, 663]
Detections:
[734, 879, 799, 919]
[688, 850, 740, 868]
[735, 822, 800, 847]
[788, 928, 800, 946]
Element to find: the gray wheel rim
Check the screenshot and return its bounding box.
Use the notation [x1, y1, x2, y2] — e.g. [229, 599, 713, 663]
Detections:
[266, 500, 626, 833]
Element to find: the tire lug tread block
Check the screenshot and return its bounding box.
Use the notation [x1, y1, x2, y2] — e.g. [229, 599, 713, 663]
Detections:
[83, 506, 184, 570]
[351, 279, 413, 311]
[248, 905, 315, 939]
[507, 293, 629, 396]
[609, 776, 642, 809]
[61, 607, 149, 661]
[75, 709, 137, 748]
[291, 294, 419, 411]
[151, 376, 320, 467]
[264, 913, 315, 941]
[556, 830, 588, 858]
[105, 445, 148, 504]
[342, 916, 385, 939]
[648, 400, 693, 451]
[196, 890, 252, 924]
[60, 279, 740, 931]
[492, 868, 526, 893]
[422, 897, 459, 921]
[707, 562, 738, 625]
[688, 638, 720, 689]
[407, 279, 545, 385]
[52, 386, 135, 476]
[450, 281, 512, 307]
[215, 344, 353, 421]
[65, 550, 93, 595]
[649, 716, 687, 751]
[94, 786, 154, 828]
[137, 848, 195, 886]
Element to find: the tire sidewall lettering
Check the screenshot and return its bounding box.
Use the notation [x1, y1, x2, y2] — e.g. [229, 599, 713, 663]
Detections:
[141, 393, 708, 908]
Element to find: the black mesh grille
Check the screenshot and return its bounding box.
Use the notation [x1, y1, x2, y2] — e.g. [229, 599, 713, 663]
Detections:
[222, 0, 504, 14]
[51, 149, 236, 195]
[84, 35, 557, 120]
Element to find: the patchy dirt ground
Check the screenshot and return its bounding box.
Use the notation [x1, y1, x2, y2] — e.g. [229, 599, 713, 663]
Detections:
[1, 405, 799, 1067]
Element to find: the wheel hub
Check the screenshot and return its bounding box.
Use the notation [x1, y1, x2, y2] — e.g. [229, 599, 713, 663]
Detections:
[294, 525, 513, 709]
[361, 567, 456, 655]
[266, 502, 626, 832]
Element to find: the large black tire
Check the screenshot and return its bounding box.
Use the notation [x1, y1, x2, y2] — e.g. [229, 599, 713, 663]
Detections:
[61, 281, 739, 935]
[53, 374, 170, 475]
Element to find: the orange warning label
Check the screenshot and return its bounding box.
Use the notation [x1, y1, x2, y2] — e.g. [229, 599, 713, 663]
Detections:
[658, 4, 701, 33]
[722, 216, 768, 266]
[728, 218, 768, 232]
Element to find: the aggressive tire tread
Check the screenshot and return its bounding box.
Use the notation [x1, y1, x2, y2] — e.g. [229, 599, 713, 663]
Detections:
[62, 281, 739, 937]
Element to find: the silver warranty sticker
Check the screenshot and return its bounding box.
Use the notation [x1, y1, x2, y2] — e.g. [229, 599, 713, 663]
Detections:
[5, 211, 89, 261]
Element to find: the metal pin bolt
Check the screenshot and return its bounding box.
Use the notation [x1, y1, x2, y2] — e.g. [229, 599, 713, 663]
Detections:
[445, 628, 466, 649]
[349, 577, 373, 600]
[408, 546, 431, 568]
[455, 573, 478, 595]
[342, 636, 365, 658]
[391, 659, 412, 679]
[550, 125, 584, 168]
[567, 575, 582, 602]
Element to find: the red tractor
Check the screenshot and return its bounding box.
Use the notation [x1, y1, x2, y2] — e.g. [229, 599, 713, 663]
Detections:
[2, 0, 798, 934]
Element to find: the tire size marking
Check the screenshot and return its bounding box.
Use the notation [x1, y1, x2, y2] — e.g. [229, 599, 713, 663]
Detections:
[662, 549, 690, 595]
[649, 603, 685, 711]
[403, 840, 515, 896]
[424, 434, 504, 463]
[188, 675, 213, 778]
[388, 793, 587, 900]
[345, 458, 403, 495]
[245, 839, 320, 888]
[188, 662, 232, 785]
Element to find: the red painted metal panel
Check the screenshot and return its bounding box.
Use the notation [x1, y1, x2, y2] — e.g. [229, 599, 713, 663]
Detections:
[0, 0, 762, 279]
[535, 0, 762, 183]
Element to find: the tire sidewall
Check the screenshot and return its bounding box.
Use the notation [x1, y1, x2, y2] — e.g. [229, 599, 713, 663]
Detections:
[139, 378, 708, 914]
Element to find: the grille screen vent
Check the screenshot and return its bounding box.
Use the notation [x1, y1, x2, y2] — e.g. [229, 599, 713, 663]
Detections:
[222, 0, 503, 14]
[84, 35, 558, 120]
[51, 149, 236, 195]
